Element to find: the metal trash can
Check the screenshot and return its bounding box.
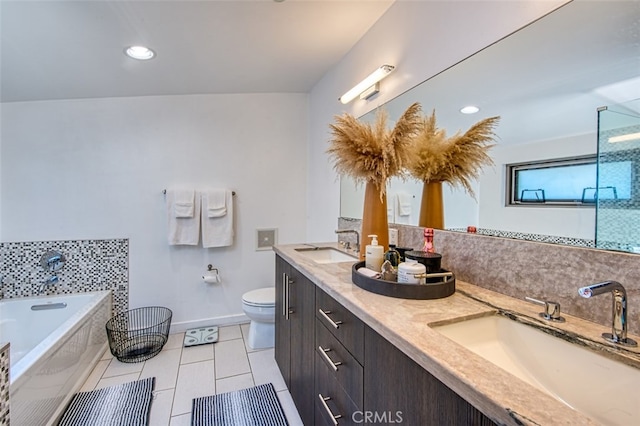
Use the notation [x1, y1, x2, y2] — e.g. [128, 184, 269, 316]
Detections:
[106, 306, 172, 363]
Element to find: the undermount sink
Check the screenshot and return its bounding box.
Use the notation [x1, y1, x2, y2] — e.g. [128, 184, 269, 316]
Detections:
[431, 314, 640, 425]
[295, 247, 357, 264]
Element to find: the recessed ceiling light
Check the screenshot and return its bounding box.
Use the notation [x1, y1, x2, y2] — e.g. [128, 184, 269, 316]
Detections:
[460, 106, 480, 114]
[125, 46, 155, 60]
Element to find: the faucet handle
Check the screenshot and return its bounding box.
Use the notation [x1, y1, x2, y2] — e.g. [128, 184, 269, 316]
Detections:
[525, 296, 566, 322]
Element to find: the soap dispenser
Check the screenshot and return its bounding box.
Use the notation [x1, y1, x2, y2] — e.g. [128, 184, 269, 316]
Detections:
[365, 234, 384, 272]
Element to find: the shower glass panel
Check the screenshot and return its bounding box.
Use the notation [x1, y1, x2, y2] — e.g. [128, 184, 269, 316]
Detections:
[596, 99, 640, 252]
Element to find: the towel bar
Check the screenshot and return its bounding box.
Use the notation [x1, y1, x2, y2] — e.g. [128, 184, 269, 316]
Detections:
[163, 189, 235, 196]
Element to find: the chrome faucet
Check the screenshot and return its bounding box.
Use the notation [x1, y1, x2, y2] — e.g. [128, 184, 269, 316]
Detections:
[335, 229, 359, 253]
[37, 275, 59, 295]
[578, 281, 637, 347]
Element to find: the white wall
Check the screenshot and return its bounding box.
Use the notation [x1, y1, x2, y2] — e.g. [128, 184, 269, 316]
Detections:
[307, 0, 570, 242]
[1, 93, 308, 328]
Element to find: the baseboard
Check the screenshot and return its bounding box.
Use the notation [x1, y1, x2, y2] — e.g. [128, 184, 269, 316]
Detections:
[170, 313, 250, 333]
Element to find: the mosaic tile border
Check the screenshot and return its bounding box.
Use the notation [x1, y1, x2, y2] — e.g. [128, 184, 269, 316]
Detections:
[0, 343, 8, 426]
[0, 239, 129, 317]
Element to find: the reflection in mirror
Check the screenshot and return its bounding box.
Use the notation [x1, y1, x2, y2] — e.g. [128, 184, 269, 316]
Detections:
[339, 1, 640, 251]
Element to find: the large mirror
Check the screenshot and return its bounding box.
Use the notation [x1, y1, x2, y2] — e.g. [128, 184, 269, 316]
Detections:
[340, 0, 640, 249]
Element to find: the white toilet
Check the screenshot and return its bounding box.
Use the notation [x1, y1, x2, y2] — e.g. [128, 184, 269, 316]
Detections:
[241, 287, 276, 349]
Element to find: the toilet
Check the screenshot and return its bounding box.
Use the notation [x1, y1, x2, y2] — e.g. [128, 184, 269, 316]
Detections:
[241, 287, 276, 349]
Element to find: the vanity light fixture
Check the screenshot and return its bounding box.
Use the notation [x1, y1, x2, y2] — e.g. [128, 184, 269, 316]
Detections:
[608, 132, 640, 143]
[460, 105, 480, 114]
[339, 64, 395, 104]
[125, 45, 156, 60]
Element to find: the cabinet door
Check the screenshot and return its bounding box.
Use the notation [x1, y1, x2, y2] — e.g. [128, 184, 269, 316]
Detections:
[288, 266, 316, 426]
[364, 326, 496, 426]
[274, 255, 291, 386]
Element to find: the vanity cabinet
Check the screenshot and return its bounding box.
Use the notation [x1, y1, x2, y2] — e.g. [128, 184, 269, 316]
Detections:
[275, 255, 496, 426]
[274, 255, 315, 425]
[364, 327, 496, 425]
[315, 288, 365, 426]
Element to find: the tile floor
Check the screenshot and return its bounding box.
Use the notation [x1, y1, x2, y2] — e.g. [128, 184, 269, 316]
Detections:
[81, 323, 303, 425]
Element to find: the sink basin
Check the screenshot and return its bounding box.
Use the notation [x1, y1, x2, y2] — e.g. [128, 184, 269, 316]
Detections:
[431, 314, 640, 425]
[295, 247, 357, 264]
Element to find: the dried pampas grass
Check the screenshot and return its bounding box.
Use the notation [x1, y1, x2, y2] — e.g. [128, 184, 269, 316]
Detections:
[407, 110, 500, 197]
[327, 102, 422, 198]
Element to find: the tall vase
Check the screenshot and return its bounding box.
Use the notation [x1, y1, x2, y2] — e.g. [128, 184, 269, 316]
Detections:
[360, 181, 389, 260]
[418, 181, 444, 229]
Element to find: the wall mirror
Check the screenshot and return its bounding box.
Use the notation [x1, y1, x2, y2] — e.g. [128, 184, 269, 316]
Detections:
[340, 0, 640, 251]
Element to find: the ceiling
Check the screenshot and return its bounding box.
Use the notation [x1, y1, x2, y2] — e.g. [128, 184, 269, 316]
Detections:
[0, 0, 394, 103]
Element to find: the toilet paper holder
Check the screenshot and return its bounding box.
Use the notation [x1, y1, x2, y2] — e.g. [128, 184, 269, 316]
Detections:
[203, 264, 221, 284]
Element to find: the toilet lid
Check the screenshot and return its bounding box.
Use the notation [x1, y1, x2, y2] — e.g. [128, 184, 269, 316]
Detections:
[242, 287, 275, 307]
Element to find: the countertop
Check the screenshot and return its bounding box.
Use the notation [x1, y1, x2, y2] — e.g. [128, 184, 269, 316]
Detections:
[274, 243, 640, 426]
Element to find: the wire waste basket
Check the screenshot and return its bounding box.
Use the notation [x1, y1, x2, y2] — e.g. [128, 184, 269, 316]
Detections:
[106, 306, 172, 363]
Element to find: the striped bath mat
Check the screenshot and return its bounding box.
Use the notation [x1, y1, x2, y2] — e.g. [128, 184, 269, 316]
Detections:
[58, 377, 155, 426]
[191, 383, 288, 426]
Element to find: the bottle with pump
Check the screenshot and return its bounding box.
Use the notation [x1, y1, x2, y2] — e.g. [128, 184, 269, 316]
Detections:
[365, 235, 384, 272]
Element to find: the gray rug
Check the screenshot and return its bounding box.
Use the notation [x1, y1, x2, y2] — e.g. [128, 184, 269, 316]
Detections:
[191, 383, 288, 426]
[58, 377, 155, 426]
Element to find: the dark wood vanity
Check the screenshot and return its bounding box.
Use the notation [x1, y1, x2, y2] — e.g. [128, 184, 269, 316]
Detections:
[275, 254, 495, 425]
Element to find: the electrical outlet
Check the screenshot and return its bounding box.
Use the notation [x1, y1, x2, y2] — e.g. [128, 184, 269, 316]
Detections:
[389, 228, 398, 246]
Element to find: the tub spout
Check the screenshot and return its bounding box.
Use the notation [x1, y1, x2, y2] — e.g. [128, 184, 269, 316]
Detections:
[578, 280, 637, 347]
[37, 275, 59, 295]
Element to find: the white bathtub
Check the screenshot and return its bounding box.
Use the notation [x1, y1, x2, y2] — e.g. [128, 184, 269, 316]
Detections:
[2, 291, 112, 425]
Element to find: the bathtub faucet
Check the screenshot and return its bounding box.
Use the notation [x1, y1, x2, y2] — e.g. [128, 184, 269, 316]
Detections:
[578, 280, 638, 347]
[37, 275, 59, 295]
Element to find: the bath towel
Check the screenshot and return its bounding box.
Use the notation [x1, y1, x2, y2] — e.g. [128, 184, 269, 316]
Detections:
[201, 189, 234, 248]
[166, 188, 201, 245]
[397, 192, 412, 217]
[173, 189, 195, 218]
[205, 189, 227, 218]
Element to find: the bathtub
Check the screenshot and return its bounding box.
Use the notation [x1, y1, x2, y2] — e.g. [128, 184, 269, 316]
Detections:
[2, 291, 111, 425]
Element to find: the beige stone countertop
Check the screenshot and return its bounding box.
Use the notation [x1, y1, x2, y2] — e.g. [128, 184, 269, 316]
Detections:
[274, 243, 640, 426]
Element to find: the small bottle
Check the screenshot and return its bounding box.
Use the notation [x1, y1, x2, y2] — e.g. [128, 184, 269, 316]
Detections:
[422, 228, 435, 253]
[384, 244, 401, 268]
[365, 235, 384, 272]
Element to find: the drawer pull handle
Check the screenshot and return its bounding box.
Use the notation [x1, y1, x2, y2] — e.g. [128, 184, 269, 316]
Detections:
[318, 393, 342, 425]
[318, 346, 342, 371]
[319, 309, 343, 329]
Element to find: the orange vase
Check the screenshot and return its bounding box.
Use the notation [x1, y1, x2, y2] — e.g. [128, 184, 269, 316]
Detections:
[418, 181, 444, 229]
[360, 181, 389, 260]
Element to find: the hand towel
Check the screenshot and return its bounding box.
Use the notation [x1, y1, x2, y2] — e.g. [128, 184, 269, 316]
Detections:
[201, 189, 234, 248]
[166, 189, 201, 245]
[205, 189, 227, 218]
[173, 189, 195, 218]
[397, 192, 412, 216]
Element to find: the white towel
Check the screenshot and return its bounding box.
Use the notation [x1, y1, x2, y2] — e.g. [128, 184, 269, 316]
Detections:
[397, 192, 412, 217]
[166, 189, 201, 245]
[205, 189, 227, 218]
[201, 189, 234, 248]
[173, 189, 195, 218]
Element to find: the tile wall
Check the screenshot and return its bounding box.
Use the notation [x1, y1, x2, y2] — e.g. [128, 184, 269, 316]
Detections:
[0, 239, 129, 316]
[338, 218, 640, 336]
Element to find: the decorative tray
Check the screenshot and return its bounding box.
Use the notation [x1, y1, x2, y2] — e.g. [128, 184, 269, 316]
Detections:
[351, 261, 455, 300]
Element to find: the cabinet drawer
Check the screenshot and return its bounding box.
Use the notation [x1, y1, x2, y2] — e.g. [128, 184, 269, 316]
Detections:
[316, 321, 363, 407]
[315, 350, 361, 426]
[316, 288, 365, 363]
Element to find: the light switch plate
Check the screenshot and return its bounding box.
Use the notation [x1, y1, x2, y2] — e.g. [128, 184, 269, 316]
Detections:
[256, 228, 278, 251]
[389, 228, 399, 246]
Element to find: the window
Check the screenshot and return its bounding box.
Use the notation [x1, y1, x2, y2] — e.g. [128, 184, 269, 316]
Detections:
[507, 156, 598, 206]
